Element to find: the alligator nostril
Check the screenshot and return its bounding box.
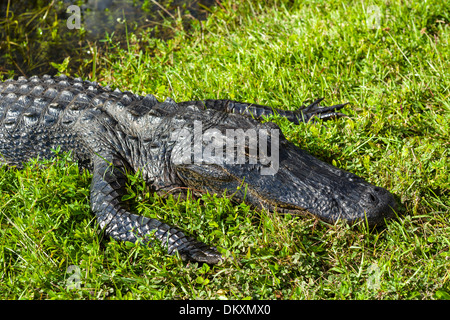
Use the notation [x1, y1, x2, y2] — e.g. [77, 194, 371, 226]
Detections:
[369, 193, 376, 202]
[373, 187, 381, 193]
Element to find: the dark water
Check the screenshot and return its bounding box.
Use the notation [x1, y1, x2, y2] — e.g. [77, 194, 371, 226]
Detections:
[0, 0, 216, 77]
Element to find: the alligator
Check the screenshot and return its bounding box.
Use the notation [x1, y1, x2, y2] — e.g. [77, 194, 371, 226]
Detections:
[0, 75, 396, 264]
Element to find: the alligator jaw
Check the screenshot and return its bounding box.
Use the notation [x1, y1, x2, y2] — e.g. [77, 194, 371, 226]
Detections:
[259, 192, 397, 227]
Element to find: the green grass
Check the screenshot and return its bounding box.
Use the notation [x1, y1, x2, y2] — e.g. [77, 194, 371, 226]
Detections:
[1, 0, 449, 299]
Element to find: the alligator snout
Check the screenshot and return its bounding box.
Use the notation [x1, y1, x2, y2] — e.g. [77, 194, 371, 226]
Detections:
[360, 185, 397, 226]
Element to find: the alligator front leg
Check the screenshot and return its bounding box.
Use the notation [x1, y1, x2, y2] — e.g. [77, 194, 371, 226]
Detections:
[89, 153, 223, 264]
[179, 98, 348, 124]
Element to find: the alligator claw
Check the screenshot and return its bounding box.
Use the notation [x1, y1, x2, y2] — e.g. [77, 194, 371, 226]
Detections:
[316, 111, 348, 121]
[295, 99, 349, 123]
[299, 97, 325, 113]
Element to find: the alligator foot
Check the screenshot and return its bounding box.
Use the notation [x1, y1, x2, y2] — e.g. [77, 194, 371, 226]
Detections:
[295, 98, 348, 123]
[176, 238, 224, 264]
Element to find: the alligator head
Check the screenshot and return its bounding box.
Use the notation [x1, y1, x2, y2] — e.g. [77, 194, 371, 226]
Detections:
[170, 116, 396, 227]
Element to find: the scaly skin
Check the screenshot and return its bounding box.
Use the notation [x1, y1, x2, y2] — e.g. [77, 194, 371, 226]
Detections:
[0, 75, 396, 264]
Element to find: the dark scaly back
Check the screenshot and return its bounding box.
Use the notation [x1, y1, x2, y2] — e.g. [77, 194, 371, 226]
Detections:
[0, 75, 152, 168]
